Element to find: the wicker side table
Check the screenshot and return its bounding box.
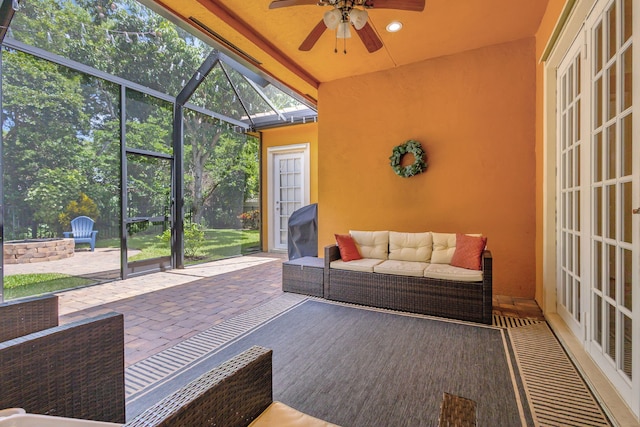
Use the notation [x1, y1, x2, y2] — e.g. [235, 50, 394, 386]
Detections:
[282, 256, 324, 297]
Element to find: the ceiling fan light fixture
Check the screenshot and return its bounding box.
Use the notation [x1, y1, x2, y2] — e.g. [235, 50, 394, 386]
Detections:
[336, 21, 352, 38]
[349, 8, 368, 30]
[323, 8, 341, 30]
[386, 21, 403, 32]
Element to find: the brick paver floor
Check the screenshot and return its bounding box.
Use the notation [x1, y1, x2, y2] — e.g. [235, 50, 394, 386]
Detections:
[47, 251, 543, 367]
[57, 253, 286, 366]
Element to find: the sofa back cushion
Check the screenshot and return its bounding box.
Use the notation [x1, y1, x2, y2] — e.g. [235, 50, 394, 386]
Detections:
[388, 231, 433, 262]
[350, 230, 389, 260]
[431, 232, 483, 264]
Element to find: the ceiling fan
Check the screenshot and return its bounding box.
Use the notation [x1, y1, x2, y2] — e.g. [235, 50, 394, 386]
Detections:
[269, 0, 425, 53]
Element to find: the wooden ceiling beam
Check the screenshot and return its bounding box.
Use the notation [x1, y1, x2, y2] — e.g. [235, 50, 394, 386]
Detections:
[195, 0, 320, 90]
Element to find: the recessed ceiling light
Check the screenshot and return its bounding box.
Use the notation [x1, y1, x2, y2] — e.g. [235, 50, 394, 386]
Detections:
[386, 21, 403, 33]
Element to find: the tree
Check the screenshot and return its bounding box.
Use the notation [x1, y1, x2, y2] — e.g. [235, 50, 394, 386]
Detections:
[25, 169, 88, 235]
[3, 0, 264, 241]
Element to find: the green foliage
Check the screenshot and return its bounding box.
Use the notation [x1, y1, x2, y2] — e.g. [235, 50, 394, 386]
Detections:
[389, 140, 427, 178]
[3, 0, 263, 242]
[159, 222, 205, 259]
[59, 193, 100, 231]
[238, 210, 260, 230]
[24, 168, 88, 234]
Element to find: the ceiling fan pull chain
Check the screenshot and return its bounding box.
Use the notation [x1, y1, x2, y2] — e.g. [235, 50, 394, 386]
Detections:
[343, 37, 347, 54]
[334, 33, 338, 53]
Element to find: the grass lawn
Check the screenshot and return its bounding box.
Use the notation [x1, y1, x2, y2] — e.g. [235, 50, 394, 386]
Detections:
[3, 228, 260, 300]
[98, 228, 260, 264]
[4, 273, 96, 300]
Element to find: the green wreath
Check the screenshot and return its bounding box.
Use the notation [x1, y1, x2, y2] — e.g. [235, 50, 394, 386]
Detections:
[389, 140, 427, 178]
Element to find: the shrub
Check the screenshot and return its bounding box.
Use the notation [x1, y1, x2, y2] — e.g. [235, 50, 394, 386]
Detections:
[238, 209, 260, 229]
[59, 192, 99, 231]
[159, 222, 205, 259]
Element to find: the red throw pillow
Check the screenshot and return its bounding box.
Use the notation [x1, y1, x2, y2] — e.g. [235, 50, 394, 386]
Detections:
[335, 234, 362, 262]
[450, 234, 487, 270]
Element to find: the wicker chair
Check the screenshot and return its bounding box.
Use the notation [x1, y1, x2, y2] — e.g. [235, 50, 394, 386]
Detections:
[125, 346, 272, 427]
[0, 295, 126, 423]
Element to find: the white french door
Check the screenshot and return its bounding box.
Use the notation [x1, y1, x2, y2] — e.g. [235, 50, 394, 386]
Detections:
[267, 144, 310, 252]
[556, 0, 638, 412]
[586, 0, 636, 401]
[557, 39, 584, 339]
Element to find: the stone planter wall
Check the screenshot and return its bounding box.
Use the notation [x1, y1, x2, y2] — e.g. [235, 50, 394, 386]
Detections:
[4, 238, 75, 264]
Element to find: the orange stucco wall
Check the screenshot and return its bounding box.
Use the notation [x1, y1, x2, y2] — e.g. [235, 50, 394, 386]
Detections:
[260, 122, 319, 251]
[317, 38, 537, 297]
[534, 1, 567, 307]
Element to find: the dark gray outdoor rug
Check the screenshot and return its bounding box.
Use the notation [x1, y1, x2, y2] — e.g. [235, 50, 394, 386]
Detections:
[125, 295, 610, 426]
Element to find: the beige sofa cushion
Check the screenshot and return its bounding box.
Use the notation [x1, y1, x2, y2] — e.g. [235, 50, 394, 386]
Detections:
[388, 231, 432, 262]
[331, 258, 384, 273]
[424, 263, 483, 282]
[249, 401, 339, 427]
[374, 260, 429, 277]
[431, 232, 456, 264]
[431, 232, 482, 264]
[350, 230, 389, 260]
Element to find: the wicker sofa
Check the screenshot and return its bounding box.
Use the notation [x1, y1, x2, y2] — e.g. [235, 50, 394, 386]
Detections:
[325, 231, 493, 324]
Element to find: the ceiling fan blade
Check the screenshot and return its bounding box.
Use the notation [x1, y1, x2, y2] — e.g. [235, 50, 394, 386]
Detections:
[299, 20, 327, 51]
[363, 0, 425, 11]
[269, 0, 319, 9]
[355, 21, 383, 53]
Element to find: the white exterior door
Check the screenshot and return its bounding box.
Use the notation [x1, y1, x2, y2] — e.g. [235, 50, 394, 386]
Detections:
[585, 0, 637, 407]
[268, 144, 310, 252]
[557, 38, 585, 339]
[554, 0, 639, 413]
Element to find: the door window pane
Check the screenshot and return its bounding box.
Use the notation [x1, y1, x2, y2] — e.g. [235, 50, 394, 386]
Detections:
[606, 184, 616, 240]
[607, 124, 617, 179]
[594, 186, 602, 236]
[623, 249, 632, 310]
[607, 64, 617, 120]
[608, 244, 616, 299]
[595, 294, 603, 346]
[594, 132, 603, 181]
[622, 182, 632, 243]
[622, 0, 633, 43]
[622, 114, 633, 175]
[126, 90, 173, 153]
[594, 241, 603, 292]
[607, 3, 617, 60]
[623, 314, 632, 379]
[595, 77, 604, 127]
[595, 22, 604, 73]
[607, 303, 617, 360]
[622, 47, 633, 110]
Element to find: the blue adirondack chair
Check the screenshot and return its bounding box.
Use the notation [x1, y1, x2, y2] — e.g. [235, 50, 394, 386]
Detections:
[63, 216, 98, 251]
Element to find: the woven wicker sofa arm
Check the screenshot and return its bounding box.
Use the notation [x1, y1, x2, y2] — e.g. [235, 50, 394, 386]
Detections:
[0, 294, 59, 342]
[482, 250, 492, 274]
[324, 244, 340, 264]
[125, 346, 273, 427]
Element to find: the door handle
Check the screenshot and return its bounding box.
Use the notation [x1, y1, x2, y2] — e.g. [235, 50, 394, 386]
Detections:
[633, 208, 640, 214]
